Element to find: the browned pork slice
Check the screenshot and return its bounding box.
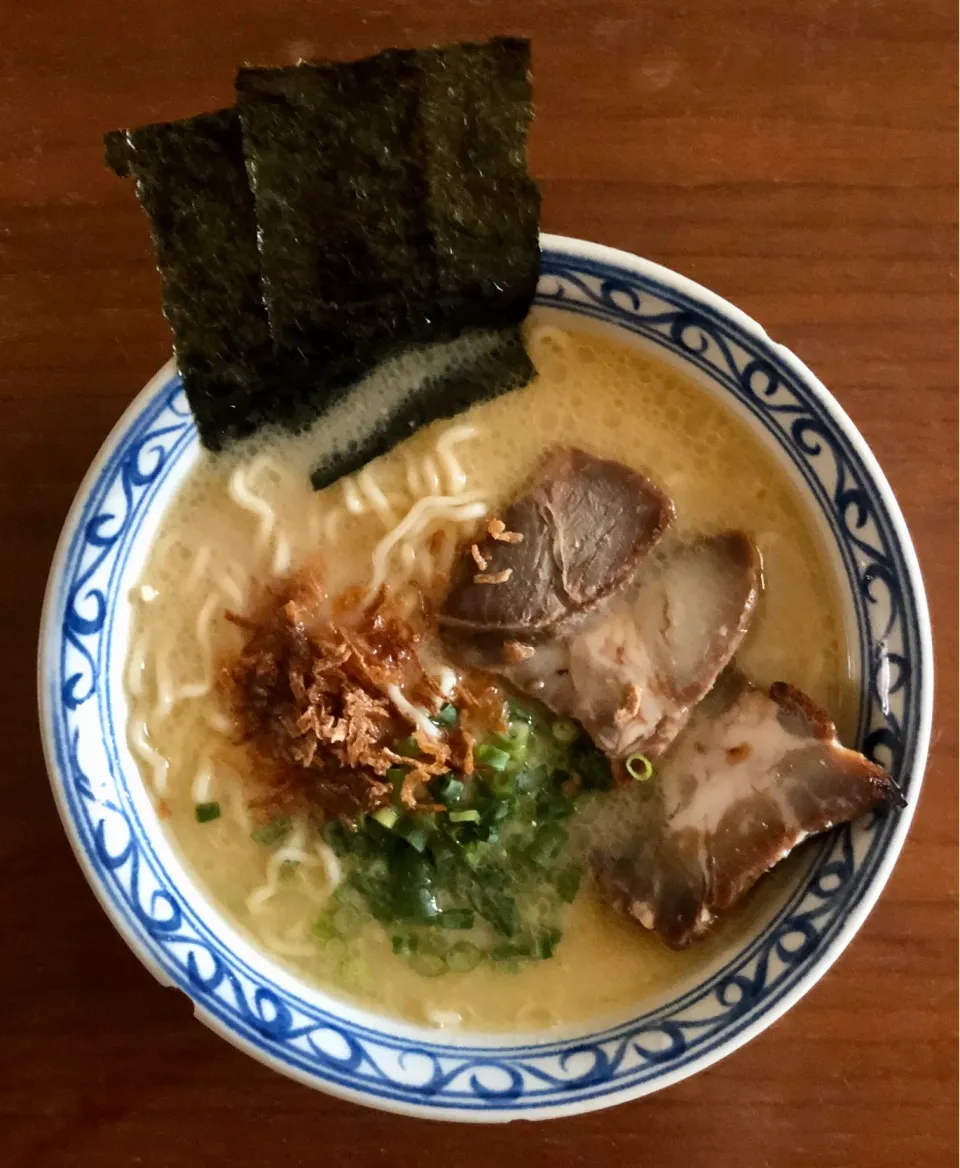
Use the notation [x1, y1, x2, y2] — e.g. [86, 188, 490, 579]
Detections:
[439, 446, 675, 639]
[442, 524, 761, 760]
[591, 672, 904, 948]
[511, 532, 760, 758]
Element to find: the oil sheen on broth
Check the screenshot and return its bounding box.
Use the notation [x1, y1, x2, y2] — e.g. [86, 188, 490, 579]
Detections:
[126, 319, 854, 1031]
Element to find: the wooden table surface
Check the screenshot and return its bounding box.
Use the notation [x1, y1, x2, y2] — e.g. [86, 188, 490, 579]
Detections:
[2, 1, 956, 1165]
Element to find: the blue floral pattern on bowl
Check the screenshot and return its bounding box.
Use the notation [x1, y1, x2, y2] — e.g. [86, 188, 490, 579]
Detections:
[39, 238, 931, 1120]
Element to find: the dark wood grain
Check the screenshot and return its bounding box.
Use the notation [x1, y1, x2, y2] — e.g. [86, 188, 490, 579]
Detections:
[1, 1, 956, 1165]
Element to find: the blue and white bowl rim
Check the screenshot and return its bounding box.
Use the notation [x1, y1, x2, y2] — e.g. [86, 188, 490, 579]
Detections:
[38, 235, 933, 1121]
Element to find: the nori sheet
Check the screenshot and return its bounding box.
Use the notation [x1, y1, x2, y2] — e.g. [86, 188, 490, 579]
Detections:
[421, 39, 540, 332]
[235, 50, 434, 383]
[308, 326, 534, 490]
[105, 109, 297, 450]
[235, 36, 539, 386]
[107, 38, 540, 475]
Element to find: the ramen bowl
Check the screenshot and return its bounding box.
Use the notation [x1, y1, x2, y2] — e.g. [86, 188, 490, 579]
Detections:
[38, 235, 932, 1121]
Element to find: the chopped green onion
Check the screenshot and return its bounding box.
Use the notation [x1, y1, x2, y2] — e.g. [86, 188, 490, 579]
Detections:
[625, 753, 654, 782]
[311, 912, 339, 941]
[435, 775, 467, 808]
[439, 909, 475, 930]
[490, 942, 533, 961]
[490, 798, 513, 822]
[475, 744, 511, 771]
[335, 882, 368, 910]
[322, 820, 348, 854]
[551, 718, 580, 744]
[507, 699, 534, 723]
[432, 702, 459, 727]
[446, 942, 483, 972]
[393, 736, 421, 758]
[430, 839, 460, 879]
[535, 928, 562, 960]
[331, 820, 373, 857]
[393, 854, 441, 921]
[279, 859, 299, 881]
[489, 771, 516, 799]
[476, 890, 518, 937]
[462, 841, 491, 869]
[333, 904, 363, 936]
[536, 787, 574, 824]
[337, 955, 369, 989]
[493, 721, 531, 758]
[529, 823, 568, 867]
[515, 766, 546, 794]
[194, 801, 221, 823]
[403, 884, 441, 921]
[448, 809, 481, 824]
[372, 807, 399, 830]
[408, 952, 447, 977]
[310, 688, 593, 965]
[396, 815, 434, 853]
[480, 823, 502, 845]
[556, 865, 582, 904]
[251, 816, 292, 845]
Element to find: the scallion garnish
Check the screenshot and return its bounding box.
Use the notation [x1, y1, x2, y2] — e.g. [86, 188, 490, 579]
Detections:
[393, 735, 422, 758]
[507, 699, 534, 724]
[195, 801, 221, 823]
[475, 743, 511, 771]
[408, 952, 447, 977]
[556, 865, 582, 904]
[251, 816, 292, 845]
[312, 695, 591, 977]
[536, 928, 562, 960]
[625, 753, 654, 782]
[395, 815, 434, 854]
[432, 702, 459, 727]
[434, 775, 467, 808]
[439, 909, 475, 930]
[529, 823, 568, 867]
[551, 718, 580, 744]
[372, 806, 399, 830]
[489, 723, 529, 764]
[446, 941, 483, 972]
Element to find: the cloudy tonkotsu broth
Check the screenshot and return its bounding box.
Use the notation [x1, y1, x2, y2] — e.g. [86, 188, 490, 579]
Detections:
[125, 319, 853, 1030]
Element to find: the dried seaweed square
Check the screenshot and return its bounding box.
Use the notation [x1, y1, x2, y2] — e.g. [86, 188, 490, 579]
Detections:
[235, 38, 540, 382]
[421, 38, 540, 332]
[236, 52, 436, 378]
[308, 326, 535, 490]
[105, 109, 285, 449]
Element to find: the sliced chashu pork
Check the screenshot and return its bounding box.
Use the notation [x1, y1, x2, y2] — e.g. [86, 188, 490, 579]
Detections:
[440, 450, 761, 758]
[500, 532, 760, 758]
[440, 446, 675, 639]
[591, 671, 904, 948]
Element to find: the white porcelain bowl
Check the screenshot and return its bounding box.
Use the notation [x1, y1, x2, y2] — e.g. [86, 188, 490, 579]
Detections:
[38, 235, 932, 1120]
